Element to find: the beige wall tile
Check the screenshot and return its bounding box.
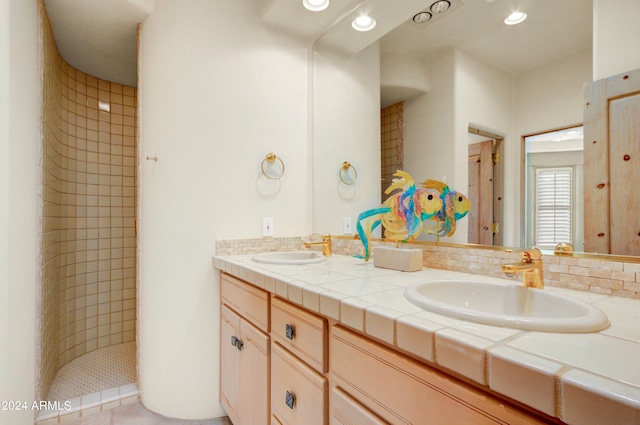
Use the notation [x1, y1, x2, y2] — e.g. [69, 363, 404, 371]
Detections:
[39, 3, 137, 400]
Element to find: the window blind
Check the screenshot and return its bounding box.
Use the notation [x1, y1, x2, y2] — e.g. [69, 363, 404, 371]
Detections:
[535, 168, 572, 248]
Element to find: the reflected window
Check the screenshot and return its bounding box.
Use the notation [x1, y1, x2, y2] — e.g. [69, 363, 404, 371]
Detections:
[524, 126, 584, 251]
[535, 168, 572, 248]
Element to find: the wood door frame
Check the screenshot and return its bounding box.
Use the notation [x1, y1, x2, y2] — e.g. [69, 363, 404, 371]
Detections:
[520, 123, 582, 249]
[468, 139, 494, 245]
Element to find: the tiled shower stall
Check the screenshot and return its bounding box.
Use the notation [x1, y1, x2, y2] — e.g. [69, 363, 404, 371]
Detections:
[38, 1, 138, 419]
[380, 102, 404, 195]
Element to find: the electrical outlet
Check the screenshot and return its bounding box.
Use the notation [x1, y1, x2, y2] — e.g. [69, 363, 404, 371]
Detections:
[262, 217, 274, 237]
[343, 217, 352, 235]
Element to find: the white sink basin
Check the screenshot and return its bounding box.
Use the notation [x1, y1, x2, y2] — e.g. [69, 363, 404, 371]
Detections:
[252, 251, 326, 265]
[404, 280, 609, 333]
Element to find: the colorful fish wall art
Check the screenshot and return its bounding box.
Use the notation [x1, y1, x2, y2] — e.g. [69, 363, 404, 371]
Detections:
[355, 171, 471, 261]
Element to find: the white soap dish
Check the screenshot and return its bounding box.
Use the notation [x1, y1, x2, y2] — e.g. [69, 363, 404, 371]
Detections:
[373, 246, 423, 272]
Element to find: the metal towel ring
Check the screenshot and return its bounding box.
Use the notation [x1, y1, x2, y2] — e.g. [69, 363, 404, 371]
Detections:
[261, 152, 285, 180]
[339, 161, 357, 185]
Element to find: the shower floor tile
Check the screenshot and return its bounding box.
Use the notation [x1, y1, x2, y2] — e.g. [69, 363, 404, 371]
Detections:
[47, 342, 137, 402]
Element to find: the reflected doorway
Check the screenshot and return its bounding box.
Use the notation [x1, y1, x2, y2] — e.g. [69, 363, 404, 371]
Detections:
[467, 127, 504, 246]
[523, 126, 584, 251]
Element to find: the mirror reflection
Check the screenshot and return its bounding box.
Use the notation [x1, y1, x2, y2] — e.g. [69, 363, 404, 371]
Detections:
[524, 126, 584, 252]
[312, 0, 638, 256]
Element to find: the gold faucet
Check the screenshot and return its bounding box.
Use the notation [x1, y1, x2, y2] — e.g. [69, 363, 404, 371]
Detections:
[304, 233, 332, 257]
[501, 248, 544, 289]
[554, 242, 574, 256]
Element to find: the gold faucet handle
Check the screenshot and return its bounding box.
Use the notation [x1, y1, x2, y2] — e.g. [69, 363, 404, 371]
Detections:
[521, 248, 542, 262]
[554, 243, 574, 255]
[321, 233, 331, 242]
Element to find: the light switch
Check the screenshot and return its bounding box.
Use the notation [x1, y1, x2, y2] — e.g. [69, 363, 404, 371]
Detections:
[263, 217, 273, 237]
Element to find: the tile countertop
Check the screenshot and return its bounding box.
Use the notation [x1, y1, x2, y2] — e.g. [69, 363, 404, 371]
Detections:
[213, 253, 640, 425]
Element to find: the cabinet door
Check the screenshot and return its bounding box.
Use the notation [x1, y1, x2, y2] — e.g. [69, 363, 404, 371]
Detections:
[221, 301, 270, 425]
[271, 341, 327, 425]
[220, 305, 242, 424]
[239, 316, 270, 425]
[584, 67, 640, 254]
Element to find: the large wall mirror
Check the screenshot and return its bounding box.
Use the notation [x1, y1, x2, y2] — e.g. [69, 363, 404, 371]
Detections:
[312, 0, 640, 258]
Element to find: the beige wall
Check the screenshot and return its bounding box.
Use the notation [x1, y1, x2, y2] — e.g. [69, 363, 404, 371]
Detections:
[312, 42, 382, 234]
[593, 0, 640, 80]
[404, 50, 456, 205]
[39, 3, 137, 400]
[0, 0, 39, 424]
[137, 0, 310, 418]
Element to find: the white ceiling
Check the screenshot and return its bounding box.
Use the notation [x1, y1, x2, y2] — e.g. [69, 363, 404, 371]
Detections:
[43, 0, 153, 87]
[42, 0, 592, 87]
[380, 0, 592, 73]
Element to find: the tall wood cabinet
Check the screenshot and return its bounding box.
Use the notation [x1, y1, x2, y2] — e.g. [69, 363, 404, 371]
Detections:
[220, 274, 270, 425]
[584, 67, 640, 255]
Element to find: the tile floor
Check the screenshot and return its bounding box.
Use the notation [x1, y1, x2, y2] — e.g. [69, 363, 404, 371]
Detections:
[39, 342, 231, 424]
[62, 402, 232, 425]
[38, 342, 139, 423]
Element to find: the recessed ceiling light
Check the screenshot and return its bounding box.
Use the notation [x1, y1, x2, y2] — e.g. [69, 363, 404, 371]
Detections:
[352, 15, 376, 32]
[303, 0, 329, 12]
[413, 11, 432, 24]
[504, 11, 527, 25]
[430, 1, 450, 14]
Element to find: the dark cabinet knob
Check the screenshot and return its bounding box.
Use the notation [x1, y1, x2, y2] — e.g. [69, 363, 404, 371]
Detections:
[285, 324, 295, 340]
[285, 391, 295, 409]
[231, 335, 243, 351]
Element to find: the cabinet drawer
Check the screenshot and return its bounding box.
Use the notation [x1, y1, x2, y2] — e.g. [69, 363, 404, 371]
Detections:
[331, 387, 387, 425]
[271, 296, 327, 373]
[221, 272, 269, 333]
[271, 341, 327, 425]
[331, 325, 546, 425]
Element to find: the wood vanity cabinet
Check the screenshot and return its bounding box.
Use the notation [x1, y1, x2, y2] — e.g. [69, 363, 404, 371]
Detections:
[220, 273, 270, 425]
[219, 271, 549, 425]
